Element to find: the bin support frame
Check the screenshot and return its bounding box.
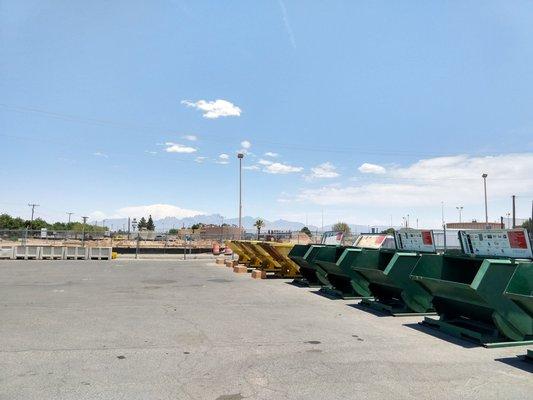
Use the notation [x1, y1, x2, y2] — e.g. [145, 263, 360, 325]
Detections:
[421, 316, 533, 348]
[360, 298, 436, 317]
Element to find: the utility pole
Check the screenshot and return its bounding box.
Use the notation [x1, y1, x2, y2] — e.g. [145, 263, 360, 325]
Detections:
[512, 195, 516, 228]
[482, 173, 488, 228]
[66, 212, 74, 225]
[28, 203, 39, 229]
[456, 206, 463, 223]
[441, 201, 447, 250]
[237, 153, 244, 239]
[81, 216, 88, 245]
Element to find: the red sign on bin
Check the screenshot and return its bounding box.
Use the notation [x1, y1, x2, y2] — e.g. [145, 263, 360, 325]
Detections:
[422, 231, 433, 245]
[508, 231, 527, 249]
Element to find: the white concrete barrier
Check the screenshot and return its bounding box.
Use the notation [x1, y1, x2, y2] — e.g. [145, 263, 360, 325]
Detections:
[64, 246, 87, 260]
[0, 246, 14, 259]
[14, 246, 41, 260]
[88, 247, 112, 260]
[41, 246, 64, 260]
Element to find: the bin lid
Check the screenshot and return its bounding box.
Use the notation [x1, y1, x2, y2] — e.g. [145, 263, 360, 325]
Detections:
[459, 229, 532, 258]
[395, 228, 436, 253]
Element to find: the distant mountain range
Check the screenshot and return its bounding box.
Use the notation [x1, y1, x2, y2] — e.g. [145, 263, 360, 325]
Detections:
[97, 213, 392, 234]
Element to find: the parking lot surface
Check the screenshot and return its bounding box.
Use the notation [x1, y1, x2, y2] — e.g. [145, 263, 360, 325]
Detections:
[0, 259, 531, 399]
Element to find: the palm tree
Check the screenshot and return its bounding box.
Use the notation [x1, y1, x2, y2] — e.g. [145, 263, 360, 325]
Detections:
[254, 219, 265, 239]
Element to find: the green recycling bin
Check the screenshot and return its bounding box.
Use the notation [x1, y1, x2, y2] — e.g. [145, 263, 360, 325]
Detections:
[504, 262, 533, 317]
[288, 231, 344, 287]
[312, 245, 357, 298]
[353, 229, 438, 316]
[315, 234, 395, 299]
[289, 244, 326, 287]
[410, 229, 533, 347]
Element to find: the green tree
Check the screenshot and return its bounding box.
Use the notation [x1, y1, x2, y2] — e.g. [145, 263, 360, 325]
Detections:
[30, 218, 49, 230]
[380, 228, 395, 235]
[332, 222, 351, 236]
[254, 219, 265, 239]
[146, 215, 155, 231]
[138, 217, 147, 230]
[0, 214, 26, 229]
[300, 226, 312, 237]
[191, 223, 204, 231]
[522, 218, 533, 233]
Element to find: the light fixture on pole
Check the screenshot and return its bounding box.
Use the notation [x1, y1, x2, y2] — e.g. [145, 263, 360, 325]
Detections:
[482, 173, 488, 228]
[456, 206, 463, 223]
[237, 153, 244, 239]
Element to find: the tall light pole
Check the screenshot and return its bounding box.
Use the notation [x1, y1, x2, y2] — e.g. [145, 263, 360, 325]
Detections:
[237, 153, 244, 239]
[482, 173, 488, 228]
[456, 206, 463, 223]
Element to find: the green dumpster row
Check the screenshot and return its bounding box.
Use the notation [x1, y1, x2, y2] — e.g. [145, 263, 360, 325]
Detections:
[411, 229, 533, 347]
[287, 227, 533, 348]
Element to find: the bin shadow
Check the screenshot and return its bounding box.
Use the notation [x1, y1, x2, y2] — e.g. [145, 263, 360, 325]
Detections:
[403, 322, 479, 349]
[347, 303, 390, 317]
[495, 356, 533, 373]
[310, 289, 345, 300]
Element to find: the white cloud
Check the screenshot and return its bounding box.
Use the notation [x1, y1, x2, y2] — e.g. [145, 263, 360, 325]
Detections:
[244, 165, 260, 170]
[281, 153, 533, 207]
[358, 162, 386, 174]
[116, 204, 204, 220]
[216, 153, 230, 165]
[264, 162, 304, 174]
[181, 99, 242, 119]
[194, 156, 207, 163]
[145, 151, 157, 155]
[258, 159, 273, 166]
[240, 140, 251, 149]
[89, 210, 107, 220]
[264, 152, 279, 157]
[90, 204, 204, 221]
[182, 135, 197, 141]
[307, 162, 339, 180]
[93, 152, 108, 158]
[165, 142, 197, 153]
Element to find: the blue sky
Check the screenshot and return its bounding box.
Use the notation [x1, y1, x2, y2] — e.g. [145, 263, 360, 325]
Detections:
[1, 1, 533, 228]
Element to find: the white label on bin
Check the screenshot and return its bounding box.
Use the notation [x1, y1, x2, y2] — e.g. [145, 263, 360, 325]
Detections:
[321, 231, 343, 245]
[354, 234, 395, 249]
[459, 229, 532, 258]
[395, 229, 436, 253]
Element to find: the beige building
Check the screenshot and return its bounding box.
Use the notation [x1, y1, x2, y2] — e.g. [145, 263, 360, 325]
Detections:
[446, 221, 504, 230]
